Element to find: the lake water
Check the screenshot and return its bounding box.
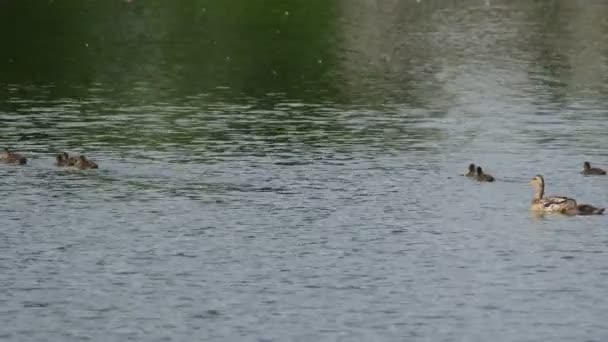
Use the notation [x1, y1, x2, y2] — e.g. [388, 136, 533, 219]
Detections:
[1, 1, 608, 341]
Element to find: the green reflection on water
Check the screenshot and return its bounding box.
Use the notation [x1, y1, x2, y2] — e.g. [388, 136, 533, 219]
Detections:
[2, 1, 608, 152]
[0, 1, 337, 102]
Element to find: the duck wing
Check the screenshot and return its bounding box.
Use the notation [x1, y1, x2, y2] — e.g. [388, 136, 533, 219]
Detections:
[541, 196, 577, 212]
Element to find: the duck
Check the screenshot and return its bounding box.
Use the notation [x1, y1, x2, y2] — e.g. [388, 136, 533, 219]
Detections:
[475, 166, 494, 182]
[464, 163, 476, 177]
[55, 154, 67, 166]
[75, 155, 98, 169]
[529, 175, 577, 214]
[582, 161, 606, 175]
[56, 152, 79, 167]
[55, 154, 72, 167]
[62, 152, 78, 166]
[0, 148, 27, 165]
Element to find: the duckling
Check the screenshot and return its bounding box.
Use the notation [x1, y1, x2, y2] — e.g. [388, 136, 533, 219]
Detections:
[55, 154, 66, 166]
[582, 161, 606, 175]
[0, 148, 27, 165]
[576, 204, 605, 215]
[475, 166, 494, 182]
[62, 152, 78, 166]
[75, 155, 98, 169]
[529, 175, 578, 215]
[464, 163, 476, 177]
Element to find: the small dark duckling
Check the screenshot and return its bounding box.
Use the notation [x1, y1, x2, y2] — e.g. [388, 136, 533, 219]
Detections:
[56, 154, 66, 166]
[464, 163, 476, 177]
[577, 204, 605, 215]
[75, 155, 98, 169]
[62, 152, 78, 166]
[0, 148, 27, 165]
[475, 166, 494, 182]
[55, 154, 73, 167]
[582, 161, 606, 175]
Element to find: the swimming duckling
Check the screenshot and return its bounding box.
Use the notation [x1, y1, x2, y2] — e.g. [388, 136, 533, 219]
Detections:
[529, 175, 577, 214]
[62, 152, 78, 166]
[75, 155, 98, 169]
[576, 204, 605, 215]
[582, 161, 606, 175]
[464, 163, 476, 177]
[0, 148, 27, 165]
[55, 154, 66, 166]
[475, 166, 494, 182]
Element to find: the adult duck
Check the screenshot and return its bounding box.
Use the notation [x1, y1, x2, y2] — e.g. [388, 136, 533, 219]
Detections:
[529, 175, 603, 215]
[529, 175, 577, 214]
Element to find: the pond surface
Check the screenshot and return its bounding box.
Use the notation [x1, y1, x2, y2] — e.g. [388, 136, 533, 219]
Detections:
[1, 1, 608, 341]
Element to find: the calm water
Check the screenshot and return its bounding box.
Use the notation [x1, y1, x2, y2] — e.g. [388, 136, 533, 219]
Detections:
[1, 1, 608, 341]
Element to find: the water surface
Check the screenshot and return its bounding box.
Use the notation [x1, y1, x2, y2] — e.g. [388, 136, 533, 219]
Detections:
[1, 1, 608, 341]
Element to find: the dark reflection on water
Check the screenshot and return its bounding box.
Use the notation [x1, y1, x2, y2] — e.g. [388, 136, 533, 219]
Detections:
[2, 0, 608, 341]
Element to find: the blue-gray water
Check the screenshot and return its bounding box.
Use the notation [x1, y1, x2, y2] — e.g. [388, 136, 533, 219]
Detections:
[1, 1, 608, 341]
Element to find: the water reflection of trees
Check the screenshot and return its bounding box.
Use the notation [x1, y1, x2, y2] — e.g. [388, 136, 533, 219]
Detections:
[1, 1, 607, 150]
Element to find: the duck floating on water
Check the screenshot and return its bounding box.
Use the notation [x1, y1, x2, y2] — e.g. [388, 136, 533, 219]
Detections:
[56, 152, 97, 169]
[464, 163, 476, 177]
[55, 153, 76, 167]
[475, 166, 494, 182]
[582, 161, 606, 175]
[0, 148, 27, 165]
[75, 155, 98, 169]
[529, 175, 603, 215]
[55, 154, 66, 166]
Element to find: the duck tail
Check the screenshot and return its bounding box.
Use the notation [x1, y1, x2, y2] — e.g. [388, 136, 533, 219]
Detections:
[577, 204, 605, 215]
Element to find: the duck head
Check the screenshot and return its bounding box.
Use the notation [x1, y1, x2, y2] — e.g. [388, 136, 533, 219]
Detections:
[530, 175, 545, 199]
[468, 163, 475, 173]
[530, 175, 545, 187]
[476, 166, 484, 175]
[584, 161, 591, 170]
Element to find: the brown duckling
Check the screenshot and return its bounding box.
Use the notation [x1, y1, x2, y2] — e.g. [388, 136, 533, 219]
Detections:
[0, 148, 27, 165]
[582, 161, 606, 175]
[75, 155, 98, 170]
[55, 154, 66, 166]
[56, 152, 79, 167]
[62, 152, 78, 166]
[464, 163, 476, 177]
[475, 166, 494, 182]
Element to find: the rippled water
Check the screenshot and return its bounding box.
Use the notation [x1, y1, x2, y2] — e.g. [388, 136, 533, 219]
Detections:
[2, 1, 608, 341]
